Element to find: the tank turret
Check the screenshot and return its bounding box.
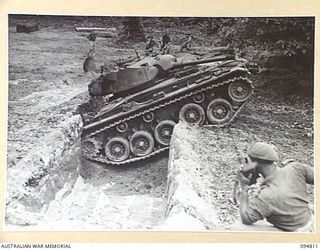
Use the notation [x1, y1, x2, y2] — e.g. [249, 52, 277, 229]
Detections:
[88, 54, 237, 97]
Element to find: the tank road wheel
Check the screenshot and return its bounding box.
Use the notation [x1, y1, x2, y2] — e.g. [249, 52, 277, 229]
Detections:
[116, 122, 128, 133]
[179, 103, 205, 125]
[154, 120, 176, 146]
[82, 138, 100, 156]
[192, 93, 205, 104]
[143, 112, 154, 123]
[130, 131, 154, 156]
[105, 137, 130, 162]
[228, 80, 252, 102]
[206, 98, 233, 124]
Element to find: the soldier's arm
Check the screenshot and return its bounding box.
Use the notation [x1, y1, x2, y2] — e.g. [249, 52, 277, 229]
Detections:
[241, 194, 272, 225]
[304, 165, 314, 185]
[291, 162, 314, 185]
[238, 172, 271, 225]
[238, 172, 258, 225]
[239, 187, 252, 225]
[152, 40, 159, 48]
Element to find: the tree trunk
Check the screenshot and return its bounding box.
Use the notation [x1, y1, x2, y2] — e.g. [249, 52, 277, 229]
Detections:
[119, 17, 146, 42]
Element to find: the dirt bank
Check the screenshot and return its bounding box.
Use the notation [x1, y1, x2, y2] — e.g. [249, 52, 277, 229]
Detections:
[6, 16, 169, 229]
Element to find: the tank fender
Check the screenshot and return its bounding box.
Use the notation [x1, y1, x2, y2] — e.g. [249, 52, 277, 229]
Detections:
[230, 66, 250, 74]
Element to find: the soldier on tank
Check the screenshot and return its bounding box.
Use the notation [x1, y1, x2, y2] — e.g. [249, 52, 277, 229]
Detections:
[87, 32, 97, 52]
[179, 33, 192, 52]
[83, 32, 98, 73]
[159, 33, 171, 54]
[233, 142, 314, 232]
[83, 48, 96, 73]
[145, 35, 159, 56]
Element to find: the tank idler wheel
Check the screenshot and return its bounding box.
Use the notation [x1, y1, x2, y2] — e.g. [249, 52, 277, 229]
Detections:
[154, 120, 176, 146]
[206, 98, 233, 124]
[82, 138, 100, 156]
[130, 131, 154, 156]
[143, 112, 154, 123]
[179, 103, 205, 126]
[105, 137, 130, 162]
[116, 122, 128, 133]
[228, 80, 252, 102]
[192, 93, 205, 104]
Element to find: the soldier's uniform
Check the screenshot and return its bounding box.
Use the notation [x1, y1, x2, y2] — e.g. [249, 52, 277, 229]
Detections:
[244, 160, 314, 232]
[160, 34, 171, 54]
[180, 34, 192, 52]
[234, 142, 314, 232]
[145, 36, 159, 56]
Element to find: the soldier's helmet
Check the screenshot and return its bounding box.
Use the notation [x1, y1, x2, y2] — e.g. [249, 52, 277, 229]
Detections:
[248, 142, 278, 162]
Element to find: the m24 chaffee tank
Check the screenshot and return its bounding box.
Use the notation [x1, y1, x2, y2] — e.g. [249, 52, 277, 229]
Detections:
[79, 53, 255, 165]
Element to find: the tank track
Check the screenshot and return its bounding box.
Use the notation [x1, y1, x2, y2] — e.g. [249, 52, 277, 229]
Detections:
[82, 75, 253, 166]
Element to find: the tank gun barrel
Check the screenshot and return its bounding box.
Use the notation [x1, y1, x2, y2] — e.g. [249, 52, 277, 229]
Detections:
[171, 55, 236, 69]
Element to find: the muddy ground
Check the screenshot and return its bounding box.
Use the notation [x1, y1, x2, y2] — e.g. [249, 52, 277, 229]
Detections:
[6, 15, 313, 230]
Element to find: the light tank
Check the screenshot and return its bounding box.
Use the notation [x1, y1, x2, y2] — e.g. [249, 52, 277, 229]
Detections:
[79, 52, 256, 165]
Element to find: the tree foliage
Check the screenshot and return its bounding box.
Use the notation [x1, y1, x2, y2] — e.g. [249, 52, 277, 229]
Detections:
[205, 17, 314, 93]
[208, 17, 314, 68]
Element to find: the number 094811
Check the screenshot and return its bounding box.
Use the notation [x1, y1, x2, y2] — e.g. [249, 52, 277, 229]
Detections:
[300, 244, 318, 249]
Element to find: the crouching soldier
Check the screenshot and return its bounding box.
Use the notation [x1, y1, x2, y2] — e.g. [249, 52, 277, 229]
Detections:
[234, 142, 314, 232]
